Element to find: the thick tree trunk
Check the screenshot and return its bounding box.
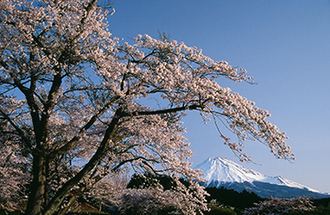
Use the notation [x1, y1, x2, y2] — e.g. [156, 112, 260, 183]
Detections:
[25, 153, 46, 215]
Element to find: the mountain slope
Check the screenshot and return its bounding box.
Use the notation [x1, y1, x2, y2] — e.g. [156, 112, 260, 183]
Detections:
[195, 157, 328, 198]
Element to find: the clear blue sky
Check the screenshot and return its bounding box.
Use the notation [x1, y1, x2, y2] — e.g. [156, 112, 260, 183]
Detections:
[108, 0, 330, 193]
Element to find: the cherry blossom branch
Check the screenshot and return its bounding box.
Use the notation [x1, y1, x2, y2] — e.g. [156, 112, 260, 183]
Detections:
[44, 109, 122, 214]
[0, 108, 32, 148]
[112, 157, 158, 173]
[48, 95, 120, 160]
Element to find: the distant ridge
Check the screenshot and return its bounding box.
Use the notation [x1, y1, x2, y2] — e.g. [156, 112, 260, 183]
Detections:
[195, 157, 329, 198]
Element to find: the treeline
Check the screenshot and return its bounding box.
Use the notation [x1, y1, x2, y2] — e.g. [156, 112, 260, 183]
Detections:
[204, 187, 262, 211]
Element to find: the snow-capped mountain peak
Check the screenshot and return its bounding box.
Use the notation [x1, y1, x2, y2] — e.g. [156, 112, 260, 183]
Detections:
[195, 157, 267, 184]
[195, 157, 320, 194]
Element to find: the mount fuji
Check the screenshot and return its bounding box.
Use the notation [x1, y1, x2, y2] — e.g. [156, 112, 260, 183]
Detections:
[194, 157, 329, 198]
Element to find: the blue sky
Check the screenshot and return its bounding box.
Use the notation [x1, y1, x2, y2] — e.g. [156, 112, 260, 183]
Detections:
[108, 0, 330, 193]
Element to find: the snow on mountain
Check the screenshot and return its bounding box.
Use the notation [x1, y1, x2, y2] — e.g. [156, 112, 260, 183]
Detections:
[195, 157, 320, 193]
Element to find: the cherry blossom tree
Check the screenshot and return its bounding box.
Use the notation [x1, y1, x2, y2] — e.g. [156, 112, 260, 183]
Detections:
[0, 0, 294, 214]
[0, 134, 29, 212]
[243, 197, 315, 214]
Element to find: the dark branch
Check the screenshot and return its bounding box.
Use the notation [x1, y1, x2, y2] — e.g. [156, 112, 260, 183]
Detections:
[121, 104, 201, 117]
[0, 108, 32, 148]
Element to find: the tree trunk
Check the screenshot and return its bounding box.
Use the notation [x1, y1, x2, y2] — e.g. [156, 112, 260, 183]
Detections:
[25, 153, 46, 215]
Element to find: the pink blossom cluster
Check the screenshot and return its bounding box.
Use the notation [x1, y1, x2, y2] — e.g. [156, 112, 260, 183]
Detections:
[243, 197, 315, 214]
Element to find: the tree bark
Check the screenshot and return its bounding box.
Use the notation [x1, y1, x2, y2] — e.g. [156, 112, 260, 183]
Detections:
[25, 152, 46, 215]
